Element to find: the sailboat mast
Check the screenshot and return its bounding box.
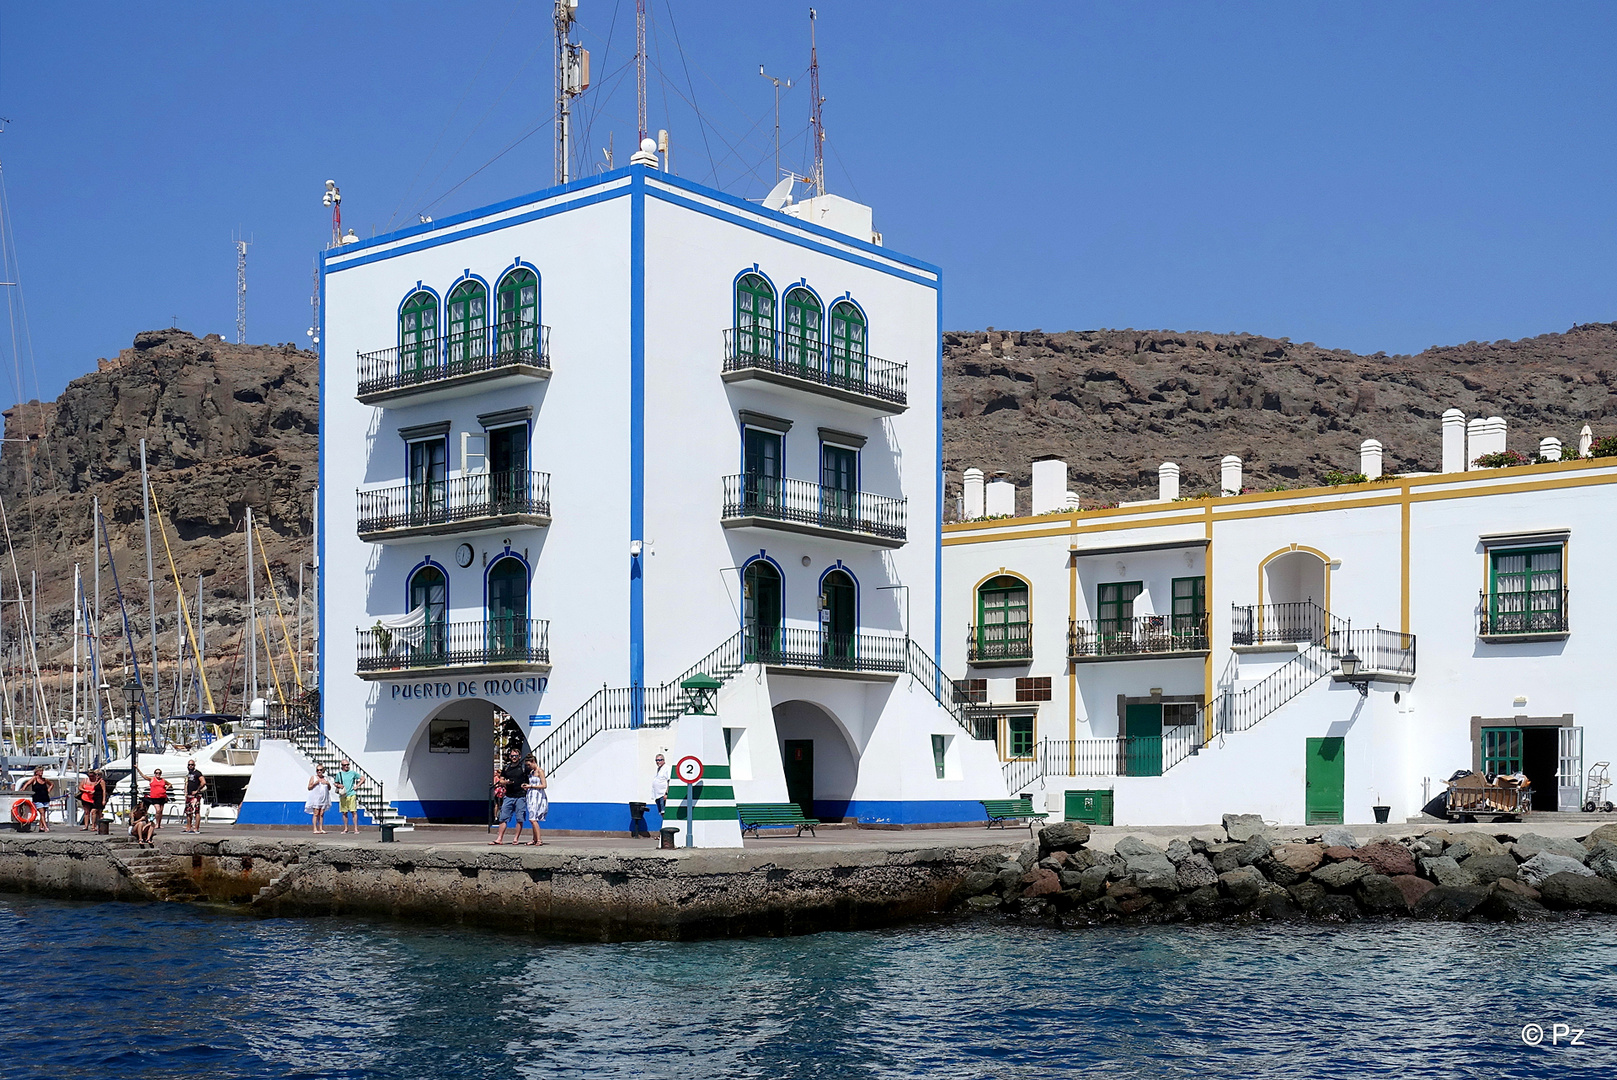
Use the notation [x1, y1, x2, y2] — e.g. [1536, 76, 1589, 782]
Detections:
[197, 573, 205, 714]
[140, 439, 161, 718]
[246, 507, 257, 706]
[72, 563, 80, 736]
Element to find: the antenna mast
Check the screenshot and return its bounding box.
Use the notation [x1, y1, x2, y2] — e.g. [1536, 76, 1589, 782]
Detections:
[306, 258, 320, 347]
[322, 180, 342, 247]
[233, 231, 251, 345]
[760, 66, 791, 181]
[555, 0, 588, 185]
[636, 0, 647, 142]
[809, 8, 825, 197]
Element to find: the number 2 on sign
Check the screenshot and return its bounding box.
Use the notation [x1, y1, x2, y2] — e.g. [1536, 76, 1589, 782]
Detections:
[676, 756, 704, 784]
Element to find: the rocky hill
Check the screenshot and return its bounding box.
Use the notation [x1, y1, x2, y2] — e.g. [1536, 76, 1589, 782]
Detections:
[943, 323, 1617, 512]
[0, 328, 316, 713]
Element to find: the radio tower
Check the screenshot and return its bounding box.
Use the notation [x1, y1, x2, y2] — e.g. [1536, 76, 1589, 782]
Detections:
[809, 8, 825, 197]
[233, 231, 251, 345]
[636, 0, 647, 142]
[555, 0, 588, 184]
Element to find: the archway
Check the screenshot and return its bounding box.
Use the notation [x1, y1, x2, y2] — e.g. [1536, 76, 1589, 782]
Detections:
[821, 568, 856, 664]
[743, 559, 782, 661]
[408, 563, 447, 658]
[773, 700, 859, 821]
[488, 556, 528, 657]
[402, 698, 499, 823]
[1263, 550, 1328, 642]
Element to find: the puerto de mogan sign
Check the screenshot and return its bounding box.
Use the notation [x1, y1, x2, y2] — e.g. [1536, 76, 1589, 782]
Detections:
[389, 676, 548, 700]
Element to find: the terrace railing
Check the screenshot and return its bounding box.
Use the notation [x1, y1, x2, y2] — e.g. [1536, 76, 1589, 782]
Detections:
[356, 326, 550, 399]
[722, 327, 906, 408]
[745, 626, 907, 673]
[356, 617, 550, 674]
[357, 470, 550, 535]
[967, 622, 1032, 663]
[1231, 601, 1344, 646]
[1478, 588, 1569, 636]
[722, 474, 906, 543]
[1067, 613, 1209, 659]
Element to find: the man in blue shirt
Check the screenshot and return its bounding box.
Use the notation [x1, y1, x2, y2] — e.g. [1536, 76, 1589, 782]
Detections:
[491, 748, 530, 845]
[334, 758, 364, 834]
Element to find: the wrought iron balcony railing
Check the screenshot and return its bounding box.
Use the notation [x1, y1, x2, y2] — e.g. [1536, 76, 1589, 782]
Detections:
[1068, 613, 1209, 660]
[966, 622, 1032, 663]
[357, 470, 551, 537]
[1231, 601, 1342, 647]
[356, 327, 550, 400]
[722, 327, 907, 409]
[721, 474, 906, 543]
[1336, 626, 1417, 677]
[743, 626, 907, 674]
[356, 616, 550, 674]
[1478, 588, 1569, 637]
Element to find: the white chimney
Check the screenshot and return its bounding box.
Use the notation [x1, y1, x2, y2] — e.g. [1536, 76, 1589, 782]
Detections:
[1220, 455, 1242, 496]
[985, 476, 1016, 517]
[1487, 416, 1507, 458]
[1031, 457, 1068, 515]
[1539, 436, 1562, 462]
[1158, 462, 1180, 501]
[1579, 425, 1593, 458]
[1441, 409, 1466, 474]
[1063, 491, 1081, 511]
[1359, 439, 1383, 479]
[962, 468, 984, 520]
[1466, 418, 1486, 469]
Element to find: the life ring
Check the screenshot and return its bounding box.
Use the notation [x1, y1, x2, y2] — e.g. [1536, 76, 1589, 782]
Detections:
[11, 799, 36, 825]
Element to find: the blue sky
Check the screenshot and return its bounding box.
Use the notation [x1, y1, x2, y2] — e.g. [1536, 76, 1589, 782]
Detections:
[1, 2, 1615, 402]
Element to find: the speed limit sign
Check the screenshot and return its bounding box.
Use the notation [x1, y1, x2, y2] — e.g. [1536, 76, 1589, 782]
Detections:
[675, 755, 704, 784]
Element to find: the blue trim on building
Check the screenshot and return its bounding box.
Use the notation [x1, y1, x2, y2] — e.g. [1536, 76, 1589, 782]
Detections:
[730, 264, 778, 337]
[934, 278, 944, 659]
[817, 561, 859, 628]
[405, 555, 448, 613]
[821, 799, 988, 826]
[317, 255, 327, 737]
[445, 269, 493, 359]
[483, 546, 531, 614]
[237, 802, 380, 827]
[629, 171, 646, 693]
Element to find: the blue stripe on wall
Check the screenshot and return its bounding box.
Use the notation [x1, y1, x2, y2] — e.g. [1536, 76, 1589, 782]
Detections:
[629, 171, 646, 693]
[237, 802, 380, 827]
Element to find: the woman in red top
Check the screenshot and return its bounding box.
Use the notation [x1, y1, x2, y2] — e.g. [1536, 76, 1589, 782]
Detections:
[141, 768, 172, 831]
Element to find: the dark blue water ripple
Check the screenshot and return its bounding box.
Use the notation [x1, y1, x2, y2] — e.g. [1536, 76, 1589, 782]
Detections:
[1, 896, 1612, 1079]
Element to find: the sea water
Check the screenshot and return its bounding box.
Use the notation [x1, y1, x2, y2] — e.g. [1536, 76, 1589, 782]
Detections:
[2, 894, 1612, 1079]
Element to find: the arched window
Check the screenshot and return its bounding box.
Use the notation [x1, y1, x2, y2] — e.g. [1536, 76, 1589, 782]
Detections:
[976, 575, 1030, 661]
[487, 556, 528, 657]
[783, 286, 823, 376]
[829, 300, 866, 384]
[821, 568, 856, 665]
[734, 273, 775, 362]
[446, 279, 488, 369]
[398, 290, 438, 376]
[409, 564, 448, 658]
[742, 560, 783, 662]
[496, 268, 539, 361]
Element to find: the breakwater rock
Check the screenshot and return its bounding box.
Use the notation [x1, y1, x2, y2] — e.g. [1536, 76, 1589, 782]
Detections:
[954, 819, 1617, 924]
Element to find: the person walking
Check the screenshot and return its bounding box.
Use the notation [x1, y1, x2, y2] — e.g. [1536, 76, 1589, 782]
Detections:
[521, 754, 548, 846]
[182, 759, 205, 833]
[489, 748, 530, 845]
[19, 767, 52, 831]
[305, 766, 334, 834]
[334, 758, 364, 834]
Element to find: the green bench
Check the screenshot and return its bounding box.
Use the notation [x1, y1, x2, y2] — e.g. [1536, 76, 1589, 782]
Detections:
[737, 802, 820, 837]
[981, 798, 1049, 835]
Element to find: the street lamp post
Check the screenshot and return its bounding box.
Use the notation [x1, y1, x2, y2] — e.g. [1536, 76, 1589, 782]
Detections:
[123, 675, 143, 816]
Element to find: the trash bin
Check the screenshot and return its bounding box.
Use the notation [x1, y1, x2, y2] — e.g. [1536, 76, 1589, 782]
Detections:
[629, 801, 650, 838]
[659, 827, 678, 850]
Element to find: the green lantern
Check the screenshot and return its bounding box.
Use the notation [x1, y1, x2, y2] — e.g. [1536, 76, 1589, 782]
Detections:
[680, 673, 722, 715]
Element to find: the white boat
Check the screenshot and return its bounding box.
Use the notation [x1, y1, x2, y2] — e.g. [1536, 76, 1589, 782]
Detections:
[104, 728, 259, 807]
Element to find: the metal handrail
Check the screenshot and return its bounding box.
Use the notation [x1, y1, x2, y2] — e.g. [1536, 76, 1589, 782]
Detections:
[357, 470, 550, 534]
[745, 626, 907, 672]
[722, 327, 906, 406]
[1002, 723, 1210, 789]
[356, 617, 550, 672]
[722, 474, 906, 541]
[260, 702, 394, 824]
[1067, 613, 1208, 658]
[356, 326, 551, 397]
[906, 639, 995, 740]
[1231, 600, 1348, 646]
[966, 622, 1032, 663]
[1478, 587, 1569, 636]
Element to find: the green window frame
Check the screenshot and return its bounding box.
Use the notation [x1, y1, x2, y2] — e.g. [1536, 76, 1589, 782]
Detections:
[495, 268, 539, 360]
[1005, 714, 1035, 760]
[977, 575, 1030, 659]
[1171, 576, 1206, 637]
[1488, 545, 1563, 634]
[931, 734, 947, 779]
[1097, 581, 1143, 634]
[783, 286, 823, 375]
[735, 273, 775, 361]
[446, 279, 488, 368]
[1481, 727, 1523, 776]
[828, 300, 867, 383]
[398, 290, 438, 374]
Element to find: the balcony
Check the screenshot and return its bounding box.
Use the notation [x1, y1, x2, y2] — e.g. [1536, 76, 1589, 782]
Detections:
[721, 475, 906, 547]
[1231, 602, 1333, 647]
[356, 617, 550, 680]
[1067, 614, 1210, 662]
[966, 623, 1032, 666]
[721, 328, 907, 414]
[357, 470, 551, 543]
[356, 329, 551, 406]
[744, 626, 907, 679]
[1478, 588, 1569, 643]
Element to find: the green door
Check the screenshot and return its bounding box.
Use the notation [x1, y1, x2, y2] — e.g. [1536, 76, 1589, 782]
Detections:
[783, 739, 814, 819]
[1306, 737, 1346, 825]
[1123, 703, 1162, 777]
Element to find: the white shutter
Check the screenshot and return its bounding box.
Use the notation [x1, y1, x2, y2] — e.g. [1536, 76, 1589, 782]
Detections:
[1559, 726, 1584, 811]
[461, 432, 487, 475]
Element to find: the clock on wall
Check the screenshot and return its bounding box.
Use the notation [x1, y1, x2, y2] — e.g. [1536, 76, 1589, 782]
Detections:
[455, 543, 475, 568]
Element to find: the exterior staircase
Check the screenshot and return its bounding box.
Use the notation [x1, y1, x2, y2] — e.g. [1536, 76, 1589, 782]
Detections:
[265, 704, 413, 830]
[110, 840, 202, 902]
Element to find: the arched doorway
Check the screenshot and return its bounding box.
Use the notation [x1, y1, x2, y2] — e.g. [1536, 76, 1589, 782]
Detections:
[402, 698, 499, 823]
[821, 568, 856, 665]
[743, 560, 782, 662]
[773, 700, 859, 821]
[488, 556, 528, 657]
[408, 563, 447, 659]
[1263, 550, 1328, 641]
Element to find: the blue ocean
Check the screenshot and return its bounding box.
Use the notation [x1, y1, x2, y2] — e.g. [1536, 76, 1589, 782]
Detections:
[2, 894, 1611, 1078]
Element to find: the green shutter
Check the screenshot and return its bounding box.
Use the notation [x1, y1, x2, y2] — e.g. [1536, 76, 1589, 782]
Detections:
[784, 287, 823, 375]
[398, 291, 438, 374]
[1489, 546, 1563, 633]
[977, 576, 1029, 659]
[1481, 727, 1523, 775]
[496, 269, 539, 360]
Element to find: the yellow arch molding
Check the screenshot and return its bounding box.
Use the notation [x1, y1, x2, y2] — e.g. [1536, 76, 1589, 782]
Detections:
[1255, 543, 1334, 617]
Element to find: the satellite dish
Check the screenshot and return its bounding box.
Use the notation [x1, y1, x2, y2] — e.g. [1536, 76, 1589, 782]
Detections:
[763, 175, 794, 211]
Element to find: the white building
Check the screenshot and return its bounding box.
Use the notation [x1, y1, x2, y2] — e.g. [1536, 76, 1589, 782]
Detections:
[242, 161, 1006, 829]
[943, 419, 1609, 826]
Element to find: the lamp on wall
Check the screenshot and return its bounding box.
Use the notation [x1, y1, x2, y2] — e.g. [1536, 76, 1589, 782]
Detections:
[681, 673, 721, 715]
[1338, 651, 1370, 697]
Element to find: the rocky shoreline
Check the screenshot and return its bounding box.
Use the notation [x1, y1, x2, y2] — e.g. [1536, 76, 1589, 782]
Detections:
[953, 815, 1617, 924]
